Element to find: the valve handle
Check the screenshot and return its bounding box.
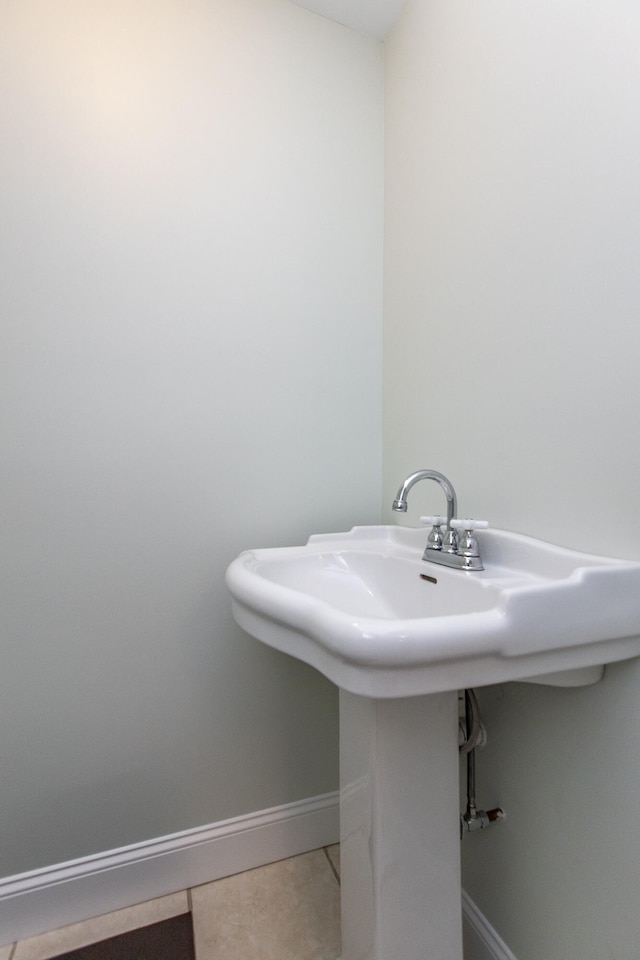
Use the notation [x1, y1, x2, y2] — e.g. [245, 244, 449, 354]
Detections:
[450, 518, 489, 531]
[420, 515, 448, 526]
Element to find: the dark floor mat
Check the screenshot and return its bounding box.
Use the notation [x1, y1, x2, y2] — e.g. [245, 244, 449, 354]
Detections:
[52, 913, 195, 960]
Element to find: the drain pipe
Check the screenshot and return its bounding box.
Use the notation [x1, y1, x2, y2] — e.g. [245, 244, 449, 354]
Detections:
[460, 689, 505, 836]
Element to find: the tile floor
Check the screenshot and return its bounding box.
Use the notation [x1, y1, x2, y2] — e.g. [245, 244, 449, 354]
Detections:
[3, 846, 341, 960]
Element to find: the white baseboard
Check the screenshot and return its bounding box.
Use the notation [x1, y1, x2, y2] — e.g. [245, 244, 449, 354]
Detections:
[462, 889, 518, 960]
[0, 791, 339, 946]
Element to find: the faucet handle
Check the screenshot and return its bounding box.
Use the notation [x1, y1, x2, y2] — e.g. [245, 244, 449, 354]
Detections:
[420, 516, 447, 551]
[450, 520, 488, 560]
[450, 519, 489, 531]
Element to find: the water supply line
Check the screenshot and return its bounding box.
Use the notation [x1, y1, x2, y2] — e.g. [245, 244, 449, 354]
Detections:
[460, 689, 505, 836]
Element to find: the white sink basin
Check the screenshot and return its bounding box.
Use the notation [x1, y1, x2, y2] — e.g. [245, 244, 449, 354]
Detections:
[225, 525, 640, 697]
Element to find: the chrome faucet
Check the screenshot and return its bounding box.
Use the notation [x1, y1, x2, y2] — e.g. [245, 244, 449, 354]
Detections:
[392, 469, 487, 571]
[393, 469, 458, 548]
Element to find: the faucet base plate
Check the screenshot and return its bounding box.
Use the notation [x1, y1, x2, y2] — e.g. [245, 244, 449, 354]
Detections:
[422, 548, 484, 571]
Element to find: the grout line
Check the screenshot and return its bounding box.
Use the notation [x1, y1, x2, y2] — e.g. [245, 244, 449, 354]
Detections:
[186, 887, 198, 960]
[323, 847, 340, 887]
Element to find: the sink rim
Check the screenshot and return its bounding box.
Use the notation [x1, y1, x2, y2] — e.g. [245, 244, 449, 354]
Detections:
[225, 525, 640, 697]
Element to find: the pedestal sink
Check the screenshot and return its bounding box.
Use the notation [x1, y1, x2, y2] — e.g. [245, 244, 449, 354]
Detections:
[225, 525, 640, 960]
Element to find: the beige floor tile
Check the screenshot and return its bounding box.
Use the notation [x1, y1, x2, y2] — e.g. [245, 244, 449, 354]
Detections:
[13, 890, 189, 960]
[0, 944, 15, 960]
[325, 844, 340, 879]
[191, 848, 341, 960]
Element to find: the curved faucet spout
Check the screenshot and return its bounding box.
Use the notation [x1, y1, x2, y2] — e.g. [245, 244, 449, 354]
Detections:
[392, 469, 458, 527]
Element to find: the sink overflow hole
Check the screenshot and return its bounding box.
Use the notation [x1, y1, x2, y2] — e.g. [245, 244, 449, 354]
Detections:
[420, 573, 438, 585]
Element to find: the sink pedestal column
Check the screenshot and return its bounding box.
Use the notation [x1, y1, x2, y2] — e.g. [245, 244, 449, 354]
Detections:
[339, 690, 463, 960]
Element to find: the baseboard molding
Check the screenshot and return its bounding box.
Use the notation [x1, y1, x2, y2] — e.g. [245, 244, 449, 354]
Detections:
[462, 889, 518, 960]
[0, 791, 339, 946]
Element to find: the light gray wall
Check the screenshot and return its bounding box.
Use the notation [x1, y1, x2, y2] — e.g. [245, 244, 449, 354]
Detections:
[384, 1, 640, 957]
[0, 0, 382, 877]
